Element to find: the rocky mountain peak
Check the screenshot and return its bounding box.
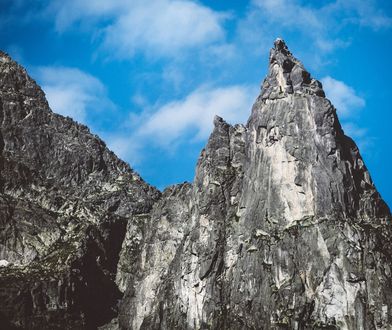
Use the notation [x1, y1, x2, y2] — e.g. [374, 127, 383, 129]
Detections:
[261, 38, 325, 99]
[1, 40, 392, 330]
[249, 40, 389, 223]
[0, 50, 51, 126]
[114, 40, 391, 330]
[0, 51, 11, 62]
[0, 51, 160, 328]
[270, 38, 296, 63]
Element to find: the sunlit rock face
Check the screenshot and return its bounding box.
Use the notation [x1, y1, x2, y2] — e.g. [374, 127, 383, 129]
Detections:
[118, 39, 391, 330]
[0, 39, 391, 330]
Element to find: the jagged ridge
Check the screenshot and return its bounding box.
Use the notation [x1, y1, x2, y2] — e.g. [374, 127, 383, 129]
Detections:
[0, 50, 160, 329]
[0, 39, 391, 330]
[117, 39, 392, 330]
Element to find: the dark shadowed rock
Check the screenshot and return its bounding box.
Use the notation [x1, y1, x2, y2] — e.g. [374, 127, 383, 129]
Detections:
[1, 39, 391, 330]
[0, 51, 160, 329]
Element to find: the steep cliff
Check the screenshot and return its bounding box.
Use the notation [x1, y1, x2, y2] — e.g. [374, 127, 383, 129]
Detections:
[118, 39, 392, 329]
[0, 51, 160, 329]
[0, 39, 391, 330]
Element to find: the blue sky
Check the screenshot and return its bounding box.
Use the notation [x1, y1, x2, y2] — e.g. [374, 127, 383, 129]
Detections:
[1, 0, 391, 207]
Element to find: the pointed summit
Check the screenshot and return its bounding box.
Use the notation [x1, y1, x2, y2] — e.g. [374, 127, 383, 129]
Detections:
[1, 36, 392, 330]
[0, 50, 51, 122]
[270, 38, 296, 62]
[117, 38, 391, 330]
[260, 38, 325, 99]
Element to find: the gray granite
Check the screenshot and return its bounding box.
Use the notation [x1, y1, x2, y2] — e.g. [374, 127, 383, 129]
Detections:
[1, 39, 391, 329]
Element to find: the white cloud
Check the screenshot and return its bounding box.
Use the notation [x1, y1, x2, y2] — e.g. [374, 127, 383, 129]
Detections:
[34, 66, 113, 123]
[134, 85, 256, 147]
[333, 0, 392, 30]
[321, 76, 365, 118]
[47, 1, 126, 31]
[252, 0, 323, 31]
[47, 0, 227, 58]
[103, 1, 226, 57]
[342, 122, 367, 138]
[245, 0, 391, 55]
[103, 85, 256, 164]
[249, 0, 335, 54]
[104, 134, 144, 166]
[341, 122, 374, 152]
[321, 76, 371, 152]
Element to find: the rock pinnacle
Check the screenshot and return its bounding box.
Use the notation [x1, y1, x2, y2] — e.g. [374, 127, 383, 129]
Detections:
[261, 38, 325, 99]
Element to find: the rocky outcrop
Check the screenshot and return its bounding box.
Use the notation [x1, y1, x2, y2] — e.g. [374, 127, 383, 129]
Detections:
[118, 39, 391, 329]
[0, 51, 160, 328]
[0, 39, 391, 330]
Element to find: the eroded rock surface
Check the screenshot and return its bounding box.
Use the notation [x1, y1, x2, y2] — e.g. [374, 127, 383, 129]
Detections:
[0, 51, 160, 328]
[0, 39, 391, 330]
[118, 39, 391, 329]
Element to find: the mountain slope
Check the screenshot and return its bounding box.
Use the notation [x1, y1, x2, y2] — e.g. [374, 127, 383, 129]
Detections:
[0, 39, 391, 330]
[117, 39, 392, 329]
[0, 51, 160, 328]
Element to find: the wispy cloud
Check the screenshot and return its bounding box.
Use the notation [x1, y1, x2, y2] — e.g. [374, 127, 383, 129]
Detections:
[241, 0, 391, 60]
[135, 85, 256, 146]
[252, 0, 323, 31]
[333, 0, 392, 30]
[321, 76, 365, 118]
[342, 122, 375, 153]
[104, 85, 256, 163]
[34, 66, 114, 124]
[321, 76, 371, 152]
[103, 134, 144, 166]
[16, 0, 389, 166]
[48, 1, 125, 31]
[45, 0, 227, 58]
[342, 122, 367, 139]
[103, 1, 226, 58]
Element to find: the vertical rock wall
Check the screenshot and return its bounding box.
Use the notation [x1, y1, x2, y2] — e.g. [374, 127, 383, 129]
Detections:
[118, 40, 392, 330]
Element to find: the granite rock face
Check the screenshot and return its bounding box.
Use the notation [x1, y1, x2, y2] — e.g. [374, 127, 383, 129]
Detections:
[118, 39, 391, 329]
[0, 39, 391, 330]
[0, 51, 160, 328]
